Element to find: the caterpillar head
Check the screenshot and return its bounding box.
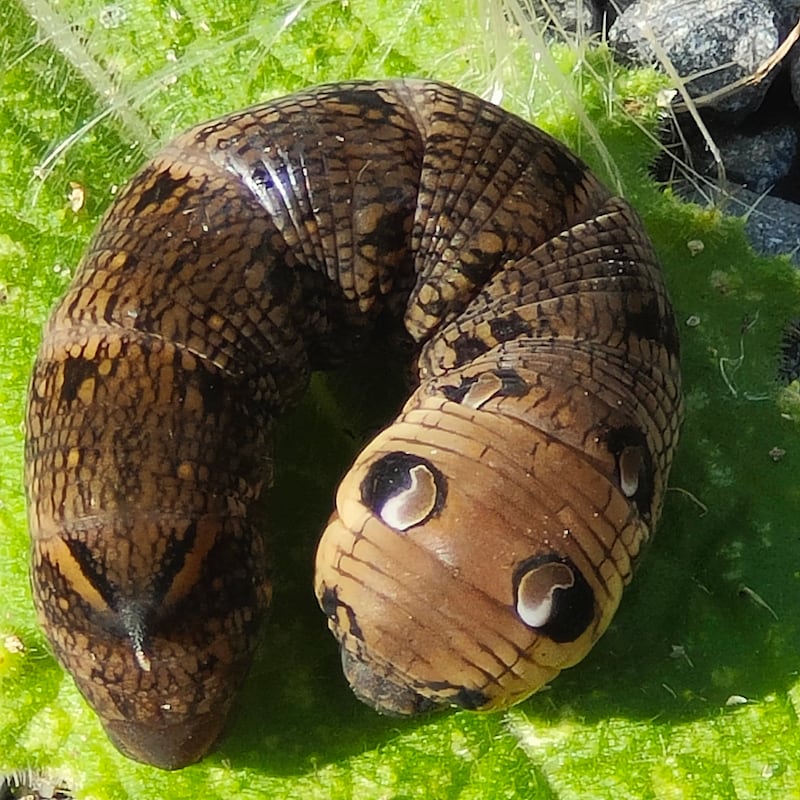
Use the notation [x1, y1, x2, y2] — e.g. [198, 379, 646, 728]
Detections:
[314, 385, 650, 715]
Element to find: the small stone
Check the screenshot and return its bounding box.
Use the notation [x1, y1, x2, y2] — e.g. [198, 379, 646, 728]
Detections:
[772, 0, 800, 34]
[769, 446, 787, 461]
[725, 694, 749, 706]
[676, 183, 800, 265]
[697, 124, 798, 194]
[608, 0, 781, 115]
[511, 0, 603, 38]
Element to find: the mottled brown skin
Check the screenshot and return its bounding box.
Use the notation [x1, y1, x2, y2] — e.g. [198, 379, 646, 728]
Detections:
[25, 79, 682, 768]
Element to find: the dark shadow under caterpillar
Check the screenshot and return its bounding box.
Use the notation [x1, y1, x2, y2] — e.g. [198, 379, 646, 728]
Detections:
[24, 79, 682, 770]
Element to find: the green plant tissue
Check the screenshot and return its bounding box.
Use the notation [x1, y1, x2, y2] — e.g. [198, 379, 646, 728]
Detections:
[2, 0, 800, 797]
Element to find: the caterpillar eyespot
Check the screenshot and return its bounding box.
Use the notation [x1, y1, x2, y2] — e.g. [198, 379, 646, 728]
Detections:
[361, 452, 446, 530]
[25, 78, 682, 769]
[513, 555, 595, 641]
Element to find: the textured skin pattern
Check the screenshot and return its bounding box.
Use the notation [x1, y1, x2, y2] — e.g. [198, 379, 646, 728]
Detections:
[25, 79, 682, 769]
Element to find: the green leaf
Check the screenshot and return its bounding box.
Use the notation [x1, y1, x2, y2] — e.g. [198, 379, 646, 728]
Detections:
[2, 0, 800, 797]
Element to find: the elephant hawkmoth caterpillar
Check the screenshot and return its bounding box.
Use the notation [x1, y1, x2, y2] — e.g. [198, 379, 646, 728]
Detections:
[25, 79, 682, 769]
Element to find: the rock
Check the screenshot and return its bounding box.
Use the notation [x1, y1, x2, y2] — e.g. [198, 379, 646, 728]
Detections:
[680, 182, 800, 263]
[608, 0, 782, 115]
[789, 44, 800, 110]
[771, 0, 800, 34]
[519, 0, 603, 36]
[694, 124, 798, 194]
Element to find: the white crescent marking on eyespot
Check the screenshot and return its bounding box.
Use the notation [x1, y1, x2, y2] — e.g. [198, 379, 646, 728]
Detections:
[379, 464, 437, 531]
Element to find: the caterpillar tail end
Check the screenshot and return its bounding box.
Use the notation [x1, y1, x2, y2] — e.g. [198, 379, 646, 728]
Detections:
[104, 713, 226, 771]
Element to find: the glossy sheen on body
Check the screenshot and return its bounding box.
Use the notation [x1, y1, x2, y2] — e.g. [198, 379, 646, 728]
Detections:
[25, 79, 682, 769]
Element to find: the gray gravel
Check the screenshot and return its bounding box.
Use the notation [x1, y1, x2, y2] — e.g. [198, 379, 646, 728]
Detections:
[607, 0, 781, 116]
[518, 0, 800, 264]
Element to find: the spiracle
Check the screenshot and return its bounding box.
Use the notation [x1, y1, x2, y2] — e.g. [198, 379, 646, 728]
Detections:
[24, 79, 682, 769]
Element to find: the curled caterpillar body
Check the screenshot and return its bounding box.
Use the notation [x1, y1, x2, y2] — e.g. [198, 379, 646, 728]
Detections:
[25, 79, 682, 769]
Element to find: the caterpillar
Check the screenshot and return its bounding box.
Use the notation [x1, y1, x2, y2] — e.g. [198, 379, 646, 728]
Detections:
[25, 79, 682, 770]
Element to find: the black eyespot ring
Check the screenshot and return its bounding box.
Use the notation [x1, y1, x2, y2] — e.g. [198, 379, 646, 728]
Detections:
[360, 451, 447, 531]
[512, 554, 595, 643]
[604, 425, 654, 518]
